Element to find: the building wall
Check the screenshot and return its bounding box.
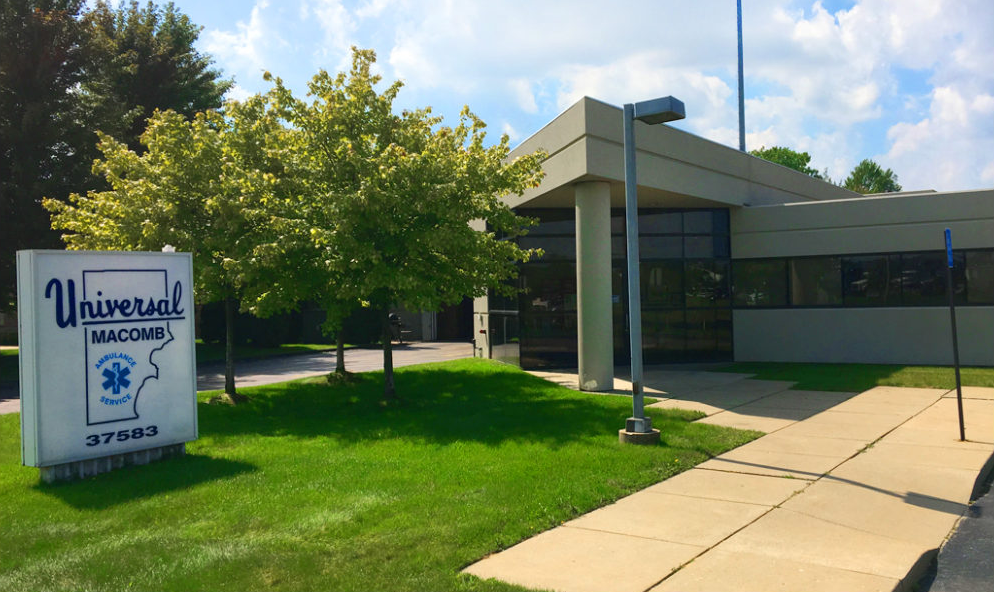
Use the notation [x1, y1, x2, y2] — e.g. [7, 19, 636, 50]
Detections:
[732, 189, 994, 366]
[732, 190, 994, 257]
[734, 307, 993, 366]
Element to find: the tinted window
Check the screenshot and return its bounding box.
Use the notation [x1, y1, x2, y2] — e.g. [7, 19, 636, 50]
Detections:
[686, 259, 730, 308]
[639, 211, 682, 234]
[519, 236, 575, 260]
[713, 235, 731, 258]
[519, 262, 576, 312]
[713, 209, 730, 234]
[733, 259, 787, 306]
[642, 261, 683, 307]
[790, 257, 842, 306]
[526, 209, 574, 235]
[966, 251, 994, 304]
[639, 236, 682, 259]
[686, 309, 717, 358]
[899, 253, 948, 306]
[684, 236, 713, 258]
[683, 211, 712, 234]
[642, 309, 685, 363]
[842, 255, 901, 306]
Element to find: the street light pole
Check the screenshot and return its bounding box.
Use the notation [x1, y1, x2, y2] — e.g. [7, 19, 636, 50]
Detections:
[622, 104, 646, 429]
[620, 97, 685, 444]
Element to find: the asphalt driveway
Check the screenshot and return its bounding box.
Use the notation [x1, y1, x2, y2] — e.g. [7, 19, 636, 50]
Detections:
[0, 341, 473, 414]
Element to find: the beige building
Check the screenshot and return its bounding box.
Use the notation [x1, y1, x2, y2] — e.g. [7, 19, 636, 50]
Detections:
[473, 97, 994, 389]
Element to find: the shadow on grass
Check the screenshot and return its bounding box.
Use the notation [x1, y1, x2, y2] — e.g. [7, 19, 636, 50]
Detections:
[34, 454, 255, 510]
[199, 361, 713, 450]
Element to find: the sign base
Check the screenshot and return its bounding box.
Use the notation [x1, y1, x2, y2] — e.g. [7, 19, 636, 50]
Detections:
[39, 443, 185, 484]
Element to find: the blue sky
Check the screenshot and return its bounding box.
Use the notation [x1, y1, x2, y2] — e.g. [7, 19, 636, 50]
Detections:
[163, 0, 993, 191]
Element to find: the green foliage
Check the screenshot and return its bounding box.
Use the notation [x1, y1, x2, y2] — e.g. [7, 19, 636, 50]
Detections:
[0, 359, 758, 591]
[265, 48, 545, 394]
[44, 97, 298, 397]
[81, 0, 232, 152]
[0, 0, 93, 310]
[749, 146, 823, 178]
[1, 0, 230, 311]
[268, 49, 544, 316]
[44, 99, 292, 312]
[843, 158, 902, 194]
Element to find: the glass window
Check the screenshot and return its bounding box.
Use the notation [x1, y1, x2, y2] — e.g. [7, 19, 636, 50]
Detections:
[642, 261, 683, 307]
[642, 309, 685, 363]
[610, 211, 627, 235]
[842, 255, 901, 306]
[733, 259, 787, 306]
[518, 236, 575, 260]
[713, 210, 730, 235]
[684, 236, 713, 258]
[518, 312, 577, 368]
[790, 257, 842, 306]
[715, 309, 733, 355]
[713, 235, 731, 258]
[488, 279, 519, 312]
[639, 236, 682, 259]
[685, 260, 730, 308]
[966, 251, 994, 304]
[519, 262, 576, 313]
[683, 211, 713, 234]
[685, 309, 717, 359]
[525, 209, 574, 235]
[611, 237, 627, 260]
[639, 211, 682, 234]
[900, 252, 948, 306]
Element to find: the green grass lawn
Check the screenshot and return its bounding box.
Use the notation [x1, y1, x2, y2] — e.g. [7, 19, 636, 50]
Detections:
[0, 358, 757, 592]
[719, 362, 994, 392]
[0, 342, 339, 383]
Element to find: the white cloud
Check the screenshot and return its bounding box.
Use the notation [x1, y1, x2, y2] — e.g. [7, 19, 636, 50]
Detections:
[501, 122, 522, 142]
[884, 86, 994, 190]
[190, 0, 993, 190]
[310, 0, 357, 60]
[509, 79, 538, 114]
[203, 0, 274, 75]
[224, 84, 254, 102]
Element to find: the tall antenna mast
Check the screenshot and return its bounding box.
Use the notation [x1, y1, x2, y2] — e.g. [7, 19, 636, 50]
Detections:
[737, 0, 746, 152]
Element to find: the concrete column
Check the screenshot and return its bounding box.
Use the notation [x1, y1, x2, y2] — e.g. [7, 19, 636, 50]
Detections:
[575, 181, 614, 391]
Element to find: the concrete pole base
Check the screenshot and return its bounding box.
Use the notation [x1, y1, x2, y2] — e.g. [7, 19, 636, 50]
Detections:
[618, 428, 661, 445]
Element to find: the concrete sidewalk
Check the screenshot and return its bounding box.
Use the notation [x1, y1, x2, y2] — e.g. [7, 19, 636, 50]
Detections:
[466, 370, 994, 592]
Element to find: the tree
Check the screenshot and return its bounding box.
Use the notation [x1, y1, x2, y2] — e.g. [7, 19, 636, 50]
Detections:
[843, 159, 902, 194]
[1, 0, 231, 311]
[81, 1, 232, 152]
[45, 99, 296, 402]
[0, 0, 92, 310]
[750, 146, 823, 179]
[268, 49, 545, 400]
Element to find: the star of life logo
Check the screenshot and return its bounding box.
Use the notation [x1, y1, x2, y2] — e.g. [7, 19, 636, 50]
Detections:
[96, 353, 136, 407]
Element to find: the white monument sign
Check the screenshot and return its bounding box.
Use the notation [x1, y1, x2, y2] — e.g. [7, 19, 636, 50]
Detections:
[17, 250, 198, 468]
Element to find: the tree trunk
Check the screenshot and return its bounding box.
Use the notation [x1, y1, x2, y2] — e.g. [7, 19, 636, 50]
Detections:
[224, 296, 237, 397]
[381, 311, 396, 400]
[335, 332, 346, 375]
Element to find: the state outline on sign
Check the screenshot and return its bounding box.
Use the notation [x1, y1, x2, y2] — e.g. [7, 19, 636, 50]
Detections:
[81, 268, 184, 426]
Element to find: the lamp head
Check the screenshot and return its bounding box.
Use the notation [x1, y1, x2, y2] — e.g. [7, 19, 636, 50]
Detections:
[632, 96, 686, 125]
